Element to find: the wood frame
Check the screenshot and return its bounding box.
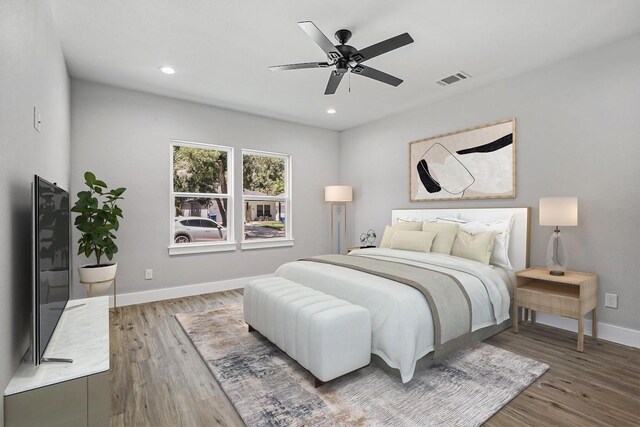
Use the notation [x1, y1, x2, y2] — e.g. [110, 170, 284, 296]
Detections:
[409, 118, 516, 202]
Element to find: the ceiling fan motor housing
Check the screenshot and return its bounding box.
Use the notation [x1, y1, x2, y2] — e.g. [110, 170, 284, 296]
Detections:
[335, 29, 352, 44]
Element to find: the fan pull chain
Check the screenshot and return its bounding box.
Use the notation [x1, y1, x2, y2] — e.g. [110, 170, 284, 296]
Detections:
[349, 71, 351, 93]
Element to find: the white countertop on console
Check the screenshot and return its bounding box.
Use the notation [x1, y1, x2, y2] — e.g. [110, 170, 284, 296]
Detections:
[4, 296, 110, 396]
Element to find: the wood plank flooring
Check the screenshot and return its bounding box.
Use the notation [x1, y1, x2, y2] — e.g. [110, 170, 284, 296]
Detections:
[110, 290, 639, 427]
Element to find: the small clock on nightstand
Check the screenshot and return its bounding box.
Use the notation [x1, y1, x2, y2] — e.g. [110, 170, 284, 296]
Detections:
[513, 267, 598, 352]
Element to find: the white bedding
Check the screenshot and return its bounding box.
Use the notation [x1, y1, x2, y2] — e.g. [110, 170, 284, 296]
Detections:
[275, 248, 511, 383]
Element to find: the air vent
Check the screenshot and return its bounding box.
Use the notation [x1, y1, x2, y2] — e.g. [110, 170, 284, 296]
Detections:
[436, 71, 471, 86]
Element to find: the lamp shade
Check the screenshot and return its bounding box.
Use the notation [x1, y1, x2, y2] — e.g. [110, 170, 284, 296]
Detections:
[325, 185, 353, 202]
[539, 197, 578, 226]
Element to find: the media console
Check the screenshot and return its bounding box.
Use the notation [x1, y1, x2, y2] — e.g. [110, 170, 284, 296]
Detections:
[4, 296, 110, 427]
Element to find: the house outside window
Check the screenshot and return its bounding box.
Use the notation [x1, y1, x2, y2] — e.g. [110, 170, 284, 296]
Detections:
[242, 150, 292, 249]
[169, 140, 235, 255]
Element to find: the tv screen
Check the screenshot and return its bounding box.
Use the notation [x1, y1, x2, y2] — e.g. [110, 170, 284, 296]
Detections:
[32, 175, 70, 364]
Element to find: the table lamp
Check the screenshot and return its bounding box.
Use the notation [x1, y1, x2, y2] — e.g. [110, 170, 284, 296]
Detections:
[325, 185, 352, 254]
[539, 197, 578, 276]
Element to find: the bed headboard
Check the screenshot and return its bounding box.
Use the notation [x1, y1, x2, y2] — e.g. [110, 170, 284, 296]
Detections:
[391, 207, 530, 271]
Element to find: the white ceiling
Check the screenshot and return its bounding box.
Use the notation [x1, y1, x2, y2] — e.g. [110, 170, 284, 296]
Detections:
[50, 0, 640, 131]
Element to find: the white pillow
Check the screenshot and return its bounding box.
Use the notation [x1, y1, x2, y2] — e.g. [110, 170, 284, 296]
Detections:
[458, 215, 514, 269]
[451, 230, 497, 264]
[435, 216, 467, 224]
[390, 231, 438, 253]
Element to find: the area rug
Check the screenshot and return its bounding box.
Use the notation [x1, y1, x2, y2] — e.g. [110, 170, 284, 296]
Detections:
[176, 304, 548, 427]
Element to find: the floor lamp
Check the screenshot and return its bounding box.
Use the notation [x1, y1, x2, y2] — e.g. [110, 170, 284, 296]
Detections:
[539, 197, 578, 276]
[325, 185, 353, 254]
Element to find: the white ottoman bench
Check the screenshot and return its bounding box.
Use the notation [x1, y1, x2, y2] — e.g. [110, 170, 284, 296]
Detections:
[244, 277, 371, 386]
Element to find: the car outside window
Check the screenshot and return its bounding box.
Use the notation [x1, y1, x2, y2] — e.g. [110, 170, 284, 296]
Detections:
[170, 140, 234, 253]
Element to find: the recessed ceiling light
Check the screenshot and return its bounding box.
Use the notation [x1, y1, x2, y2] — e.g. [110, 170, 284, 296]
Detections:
[327, 108, 336, 114]
[160, 66, 175, 75]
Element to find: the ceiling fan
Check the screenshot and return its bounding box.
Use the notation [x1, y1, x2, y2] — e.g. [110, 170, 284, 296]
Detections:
[270, 21, 414, 95]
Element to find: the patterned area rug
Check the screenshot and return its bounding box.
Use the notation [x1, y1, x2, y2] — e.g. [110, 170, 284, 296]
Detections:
[176, 304, 548, 427]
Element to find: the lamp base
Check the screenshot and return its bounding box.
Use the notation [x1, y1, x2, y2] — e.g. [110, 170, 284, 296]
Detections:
[546, 229, 569, 275]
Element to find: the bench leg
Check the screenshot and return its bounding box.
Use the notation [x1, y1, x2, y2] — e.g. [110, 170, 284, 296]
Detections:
[247, 323, 254, 332]
[314, 377, 325, 388]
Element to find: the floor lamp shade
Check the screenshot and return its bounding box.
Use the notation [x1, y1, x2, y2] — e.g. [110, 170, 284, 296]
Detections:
[539, 197, 578, 276]
[325, 186, 352, 254]
[325, 186, 353, 202]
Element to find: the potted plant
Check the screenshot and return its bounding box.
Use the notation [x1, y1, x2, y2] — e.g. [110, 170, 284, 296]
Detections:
[71, 172, 126, 295]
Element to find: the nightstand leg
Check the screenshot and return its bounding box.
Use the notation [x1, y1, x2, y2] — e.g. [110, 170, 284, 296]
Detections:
[513, 303, 519, 333]
[524, 308, 529, 321]
[531, 310, 536, 324]
[592, 307, 598, 340]
[577, 317, 584, 352]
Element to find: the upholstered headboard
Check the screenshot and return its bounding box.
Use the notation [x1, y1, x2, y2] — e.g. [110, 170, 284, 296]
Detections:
[391, 207, 530, 271]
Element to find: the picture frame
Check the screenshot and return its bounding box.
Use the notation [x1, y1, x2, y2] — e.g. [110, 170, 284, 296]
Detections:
[409, 118, 516, 202]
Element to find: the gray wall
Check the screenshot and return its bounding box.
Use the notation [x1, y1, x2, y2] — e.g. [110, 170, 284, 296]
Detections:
[70, 80, 339, 297]
[339, 36, 640, 331]
[0, 0, 70, 423]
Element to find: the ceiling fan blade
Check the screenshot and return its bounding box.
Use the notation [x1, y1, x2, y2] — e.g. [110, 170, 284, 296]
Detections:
[270, 62, 330, 71]
[352, 65, 403, 87]
[324, 71, 345, 95]
[353, 32, 414, 64]
[298, 21, 343, 61]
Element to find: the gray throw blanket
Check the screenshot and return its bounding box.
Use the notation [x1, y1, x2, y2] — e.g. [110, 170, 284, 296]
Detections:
[302, 254, 472, 359]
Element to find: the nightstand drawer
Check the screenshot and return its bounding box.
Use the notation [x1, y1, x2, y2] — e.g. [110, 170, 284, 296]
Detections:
[516, 282, 579, 317]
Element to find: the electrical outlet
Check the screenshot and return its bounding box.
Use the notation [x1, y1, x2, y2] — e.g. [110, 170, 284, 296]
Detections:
[145, 269, 153, 280]
[605, 293, 618, 309]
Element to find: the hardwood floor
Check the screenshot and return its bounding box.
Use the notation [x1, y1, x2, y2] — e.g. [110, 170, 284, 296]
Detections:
[110, 290, 639, 426]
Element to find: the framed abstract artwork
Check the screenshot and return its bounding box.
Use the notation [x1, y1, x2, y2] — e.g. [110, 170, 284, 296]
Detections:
[409, 119, 516, 201]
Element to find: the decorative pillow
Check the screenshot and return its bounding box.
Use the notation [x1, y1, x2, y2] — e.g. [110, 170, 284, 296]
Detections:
[451, 230, 497, 264]
[380, 225, 395, 248]
[394, 221, 423, 231]
[459, 215, 514, 269]
[421, 222, 460, 254]
[381, 222, 423, 248]
[390, 231, 437, 253]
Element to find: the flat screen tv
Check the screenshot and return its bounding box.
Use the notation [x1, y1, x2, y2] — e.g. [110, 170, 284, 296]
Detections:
[32, 175, 70, 365]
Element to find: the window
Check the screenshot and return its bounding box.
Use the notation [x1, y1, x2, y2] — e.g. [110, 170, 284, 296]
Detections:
[170, 140, 234, 254]
[242, 150, 292, 249]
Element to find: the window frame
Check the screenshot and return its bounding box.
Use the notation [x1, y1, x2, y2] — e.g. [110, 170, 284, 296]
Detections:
[241, 149, 293, 250]
[169, 139, 236, 255]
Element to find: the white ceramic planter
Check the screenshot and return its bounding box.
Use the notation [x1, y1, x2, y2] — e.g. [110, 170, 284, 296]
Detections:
[78, 263, 117, 296]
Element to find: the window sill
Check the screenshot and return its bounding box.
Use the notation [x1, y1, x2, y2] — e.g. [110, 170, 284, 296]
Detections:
[168, 242, 237, 256]
[241, 239, 294, 251]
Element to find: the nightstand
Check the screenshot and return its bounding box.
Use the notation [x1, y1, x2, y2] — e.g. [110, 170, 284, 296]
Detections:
[513, 267, 598, 352]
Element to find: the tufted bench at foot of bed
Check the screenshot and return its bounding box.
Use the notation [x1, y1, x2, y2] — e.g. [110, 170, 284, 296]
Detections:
[243, 276, 371, 386]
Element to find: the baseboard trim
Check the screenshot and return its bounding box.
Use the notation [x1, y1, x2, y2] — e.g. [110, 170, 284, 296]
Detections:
[104, 277, 640, 349]
[108, 274, 273, 308]
[534, 312, 640, 349]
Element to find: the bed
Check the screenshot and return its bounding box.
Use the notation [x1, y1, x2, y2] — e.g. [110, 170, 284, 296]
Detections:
[275, 207, 530, 383]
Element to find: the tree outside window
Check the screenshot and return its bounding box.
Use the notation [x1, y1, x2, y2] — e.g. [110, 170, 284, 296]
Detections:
[171, 142, 233, 245]
[242, 151, 291, 241]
